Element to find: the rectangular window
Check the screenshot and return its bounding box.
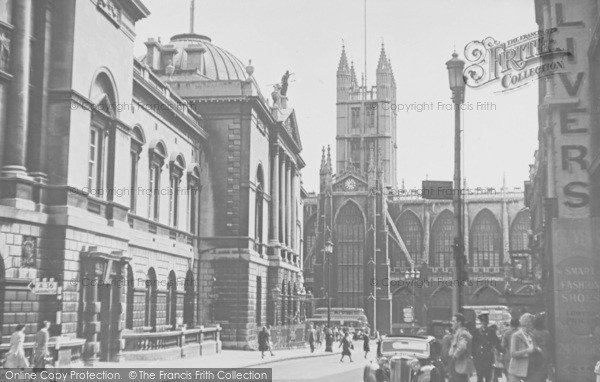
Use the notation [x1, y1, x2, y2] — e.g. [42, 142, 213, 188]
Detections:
[130, 152, 138, 213]
[88, 127, 103, 193]
[149, 165, 160, 221]
[350, 139, 361, 167]
[189, 185, 197, 234]
[367, 104, 376, 129]
[351, 107, 360, 131]
[169, 176, 179, 227]
[256, 276, 262, 326]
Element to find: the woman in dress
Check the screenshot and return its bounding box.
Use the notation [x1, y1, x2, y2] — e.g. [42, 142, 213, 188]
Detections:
[508, 313, 539, 382]
[4, 324, 29, 369]
[362, 330, 370, 359]
[339, 330, 353, 363]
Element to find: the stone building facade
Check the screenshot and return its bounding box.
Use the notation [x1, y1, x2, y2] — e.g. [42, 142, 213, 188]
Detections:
[0, 0, 305, 362]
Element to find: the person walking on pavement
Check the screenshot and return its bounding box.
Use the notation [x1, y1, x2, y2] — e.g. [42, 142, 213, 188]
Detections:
[339, 329, 353, 363]
[4, 324, 29, 369]
[33, 321, 51, 372]
[502, 318, 520, 379]
[324, 326, 333, 352]
[362, 329, 370, 358]
[507, 313, 540, 382]
[473, 313, 502, 382]
[448, 313, 474, 382]
[258, 326, 271, 359]
[307, 324, 316, 353]
[441, 328, 454, 372]
[315, 325, 322, 349]
[528, 315, 551, 382]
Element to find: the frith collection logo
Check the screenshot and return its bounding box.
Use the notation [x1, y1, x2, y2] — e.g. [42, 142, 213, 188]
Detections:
[463, 28, 570, 92]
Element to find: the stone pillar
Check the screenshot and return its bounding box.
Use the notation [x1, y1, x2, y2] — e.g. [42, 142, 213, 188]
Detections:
[502, 200, 510, 264]
[280, 154, 287, 248]
[291, 165, 297, 257]
[269, 145, 279, 246]
[423, 209, 430, 265]
[110, 262, 126, 362]
[27, 1, 52, 182]
[2, 0, 32, 176]
[286, 160, 292, 252]
[83, 262, 101, 365]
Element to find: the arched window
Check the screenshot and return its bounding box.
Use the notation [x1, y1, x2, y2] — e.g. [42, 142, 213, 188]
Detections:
[510, 210, 532, 277]
[470, 209, 502, 267]
[188, 164, 201, 235]
[148, 141, 167, 221]
[395, 210, 424, 268]
[255, 166, 264, 252]
[335, 202, 365, 308]
[125, 264, 134, 329]
[303, 215, 317, 271]
[169, 154, 186, 228]
[166, 271, 177, 330]
[430, 210, 455, 268]
[184, 270, 195, 328]
[145, 268, 157, 330]
[130, 126, 145, 214]
[88, 73, 117, 199]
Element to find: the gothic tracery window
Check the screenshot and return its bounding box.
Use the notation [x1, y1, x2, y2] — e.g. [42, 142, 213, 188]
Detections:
[335, 202, 365, 308]
[470, 209, 502, 267]
[430, 210, 454, 268]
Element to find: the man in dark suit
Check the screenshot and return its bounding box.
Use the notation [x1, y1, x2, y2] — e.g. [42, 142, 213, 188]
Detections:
[33, 321, 51, 371]
[307, 324, 316, 353]
[473, 313, 501, 382]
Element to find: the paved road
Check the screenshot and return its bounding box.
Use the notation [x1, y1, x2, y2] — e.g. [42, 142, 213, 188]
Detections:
[268, 347, 376, 382]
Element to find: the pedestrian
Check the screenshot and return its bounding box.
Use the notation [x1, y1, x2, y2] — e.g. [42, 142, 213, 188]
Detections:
[258, 326, 270, 359]
[315, 325, 322, 349]
[473, 313, 502, 382]
[33, 321, 51, 372]
[528, 315, 550, 382]
[362, 329, 370, 359]
[448, 313, 474, 382]
[441, 328, 454, 371]
[266, 325, 275, 356]
[4, 324, 29, 369]
[374, 330, 382, 357]
[507, 313, 540, 382]
[324, 326, 333, 352]
[488, 324, 504, 382]
[502, 318, 519, 379]
[307, 324, 316, 353]
[339, 330, 353, 363]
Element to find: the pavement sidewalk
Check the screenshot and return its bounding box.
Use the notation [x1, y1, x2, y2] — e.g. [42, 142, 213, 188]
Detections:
[93, 345, 343, 369]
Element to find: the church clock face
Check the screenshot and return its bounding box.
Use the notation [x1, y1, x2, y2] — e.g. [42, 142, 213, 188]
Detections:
[344, 178, 357, 191]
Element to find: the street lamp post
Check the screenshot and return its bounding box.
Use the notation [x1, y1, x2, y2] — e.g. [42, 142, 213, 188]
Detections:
[324, 240, 333, 352]
[446, 52, 466, 316]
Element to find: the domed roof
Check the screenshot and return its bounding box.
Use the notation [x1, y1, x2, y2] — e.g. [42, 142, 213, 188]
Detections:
[164, 33, 248, 81]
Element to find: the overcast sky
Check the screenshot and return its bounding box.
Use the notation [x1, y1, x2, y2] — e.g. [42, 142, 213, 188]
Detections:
[134, 0, 538, 193]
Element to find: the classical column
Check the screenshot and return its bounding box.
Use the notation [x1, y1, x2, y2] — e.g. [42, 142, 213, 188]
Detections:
[286, 160, 292, 251]
[110, 262, 126, 362]
[279, 153, 287, 247]
[83, 261, 101, 365]
[27, 0, 52, 182]
[2, 0, 32, 176]
[291, 165, 297, 254]
[269, 145, 280, 246]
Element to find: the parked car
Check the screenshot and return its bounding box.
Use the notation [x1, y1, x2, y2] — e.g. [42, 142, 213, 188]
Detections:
[363, 334, 441, 382]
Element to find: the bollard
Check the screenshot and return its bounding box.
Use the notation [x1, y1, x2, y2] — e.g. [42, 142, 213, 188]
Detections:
[595, 360, 600, 382]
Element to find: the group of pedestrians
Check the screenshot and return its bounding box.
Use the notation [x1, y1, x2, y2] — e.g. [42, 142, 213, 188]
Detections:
[442, 312, 551, 382]
[2, 321, 51, 370]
